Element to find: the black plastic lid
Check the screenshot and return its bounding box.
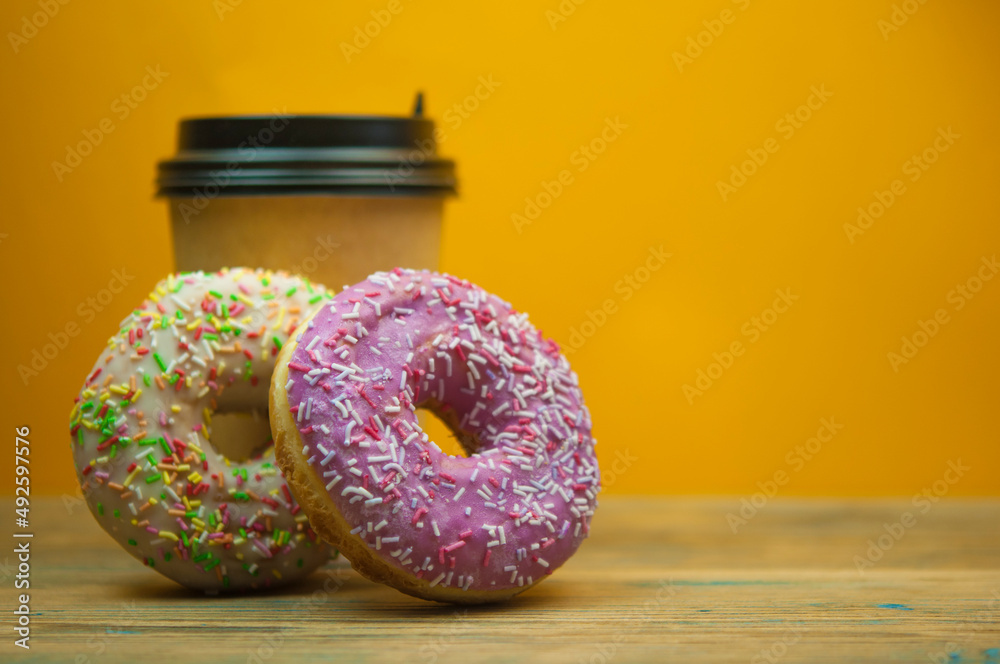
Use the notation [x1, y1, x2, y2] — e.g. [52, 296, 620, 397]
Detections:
[156, 95, 457, 197]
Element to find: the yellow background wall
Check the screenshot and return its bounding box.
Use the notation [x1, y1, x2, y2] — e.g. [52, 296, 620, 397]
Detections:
[2, 0, 998, 497]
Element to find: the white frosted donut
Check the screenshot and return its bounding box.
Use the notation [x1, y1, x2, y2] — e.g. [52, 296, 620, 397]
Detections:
[69, 268, 335, 591]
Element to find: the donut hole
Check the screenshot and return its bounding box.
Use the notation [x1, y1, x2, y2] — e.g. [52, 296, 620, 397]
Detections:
[207, 380, 275, 462]
[416, 406, 479, 458]
[208, 409, 273, 462]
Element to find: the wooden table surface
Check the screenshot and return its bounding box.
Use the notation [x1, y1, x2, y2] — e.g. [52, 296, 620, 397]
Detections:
[3, 497, 999, 663]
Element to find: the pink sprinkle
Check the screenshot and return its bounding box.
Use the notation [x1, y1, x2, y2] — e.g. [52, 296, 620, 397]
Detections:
[252, 539, 274, 558]
[411, 507, 428, 525]
[480, 348, 500, 367]
[483, 550, 492, 567]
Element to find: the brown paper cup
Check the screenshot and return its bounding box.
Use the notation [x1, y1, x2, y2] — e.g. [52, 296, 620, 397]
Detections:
[157, 107, 457, 286]
[168, 195, 444, 288]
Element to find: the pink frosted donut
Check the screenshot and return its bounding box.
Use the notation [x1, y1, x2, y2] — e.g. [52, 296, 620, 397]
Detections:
[271, 268, 599, 603]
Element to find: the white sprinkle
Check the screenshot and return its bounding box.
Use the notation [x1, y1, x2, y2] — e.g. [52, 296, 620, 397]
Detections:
[170, 295, 191, 311]
[332, 399, 349, 418]
[134, 447, 156, 461]
[342, 486, 374, 499]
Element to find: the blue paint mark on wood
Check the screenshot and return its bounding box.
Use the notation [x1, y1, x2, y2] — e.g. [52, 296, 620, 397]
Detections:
[876, 603, 913, 610]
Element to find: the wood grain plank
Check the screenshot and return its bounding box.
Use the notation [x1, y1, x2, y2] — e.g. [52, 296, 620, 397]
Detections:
[3, 497, 999, 664]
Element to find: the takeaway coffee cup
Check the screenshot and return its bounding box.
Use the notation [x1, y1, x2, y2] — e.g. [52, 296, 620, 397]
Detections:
[155, 102, 457, 288]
